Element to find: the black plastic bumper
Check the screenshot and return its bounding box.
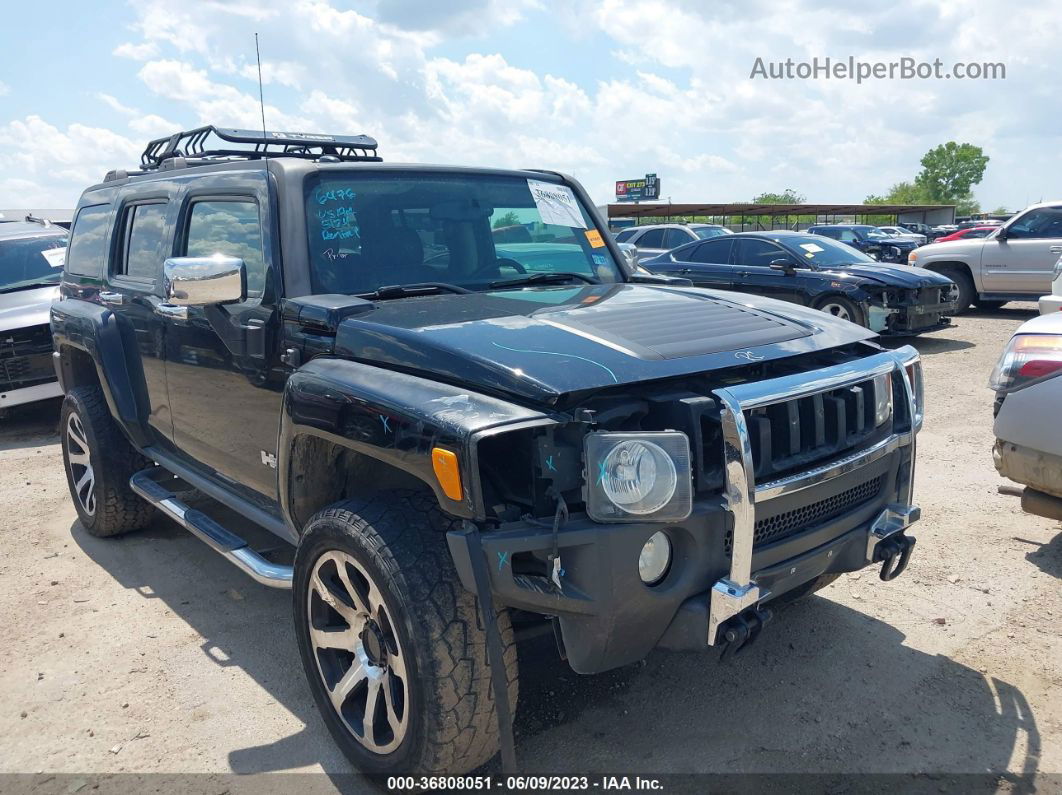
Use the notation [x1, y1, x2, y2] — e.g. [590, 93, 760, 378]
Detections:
[448, 444, 914, 674]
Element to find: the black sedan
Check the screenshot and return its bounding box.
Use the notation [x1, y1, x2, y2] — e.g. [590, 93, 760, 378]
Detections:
[642, 231, 959, 336]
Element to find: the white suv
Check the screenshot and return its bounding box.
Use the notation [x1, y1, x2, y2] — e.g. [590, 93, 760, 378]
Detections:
[908, 200, 1062, 312]
[1039, 255, 1062, 314]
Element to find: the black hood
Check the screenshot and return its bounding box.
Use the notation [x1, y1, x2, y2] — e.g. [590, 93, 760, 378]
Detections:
[332, 284, 875, 404]
[817, 263, 953, 288]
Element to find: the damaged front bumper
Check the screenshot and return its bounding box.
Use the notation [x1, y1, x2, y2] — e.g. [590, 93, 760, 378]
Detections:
[448, 347, 924, 673]
[870, 298, 958, 336]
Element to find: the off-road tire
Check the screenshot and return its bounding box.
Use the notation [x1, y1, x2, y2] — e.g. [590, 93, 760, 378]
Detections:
[938, 266, 975, 314]
[771, 572, 842, 608]
[813, 295, 865, 328]
[293, 490, 518, 776]
[60, 385, 153, 537]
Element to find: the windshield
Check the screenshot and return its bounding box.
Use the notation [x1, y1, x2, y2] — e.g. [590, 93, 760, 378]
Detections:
[305, 172, 624, 295]
[692, 226, 729, 240]
[0, 234, 67, 291]
[783, 235, 876, 267]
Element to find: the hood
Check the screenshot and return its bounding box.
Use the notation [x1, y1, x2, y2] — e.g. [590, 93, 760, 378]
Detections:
[915, 238, 986, 258]
[819, 263, 952, 288]
[332, 284, 876, 404]
[0, 285, 60, 333]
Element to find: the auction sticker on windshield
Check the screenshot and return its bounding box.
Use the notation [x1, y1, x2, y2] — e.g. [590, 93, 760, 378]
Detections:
[527, 179, 586, 228]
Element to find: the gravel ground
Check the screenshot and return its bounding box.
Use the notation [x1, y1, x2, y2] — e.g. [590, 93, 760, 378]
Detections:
[0, 304, 1059, 790]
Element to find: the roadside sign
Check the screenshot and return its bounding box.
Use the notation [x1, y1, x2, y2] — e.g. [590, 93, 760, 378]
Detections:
[615, 173, 659, 202]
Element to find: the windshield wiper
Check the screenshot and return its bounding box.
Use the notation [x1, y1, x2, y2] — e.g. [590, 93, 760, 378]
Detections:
[488, 272, 597, 289]
[359, 282, 471, 300]
[0, 279, 60, 295]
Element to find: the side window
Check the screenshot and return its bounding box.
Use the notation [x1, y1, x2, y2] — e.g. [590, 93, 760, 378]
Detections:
[66, 204, 112, 278]
[1007, 207, 1062, 239]
[614, 228, 638, 243]
[116, 203, 167, 282]
[661, 228, 691, 248]
[686, 239, 734, 264]
[184, 201, 266, 298]
[838, 230, 859, 243]
[637, 229, 666, 248]
[734, 239, 787, 266]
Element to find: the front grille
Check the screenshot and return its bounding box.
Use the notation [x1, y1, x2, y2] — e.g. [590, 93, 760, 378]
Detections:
[741, 376, 885, 481]
[1, 324, 54, 390]
[724, 473, 885, 553]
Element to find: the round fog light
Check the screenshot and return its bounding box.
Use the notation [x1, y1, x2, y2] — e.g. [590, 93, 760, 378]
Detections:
[638, 531, 672, 585]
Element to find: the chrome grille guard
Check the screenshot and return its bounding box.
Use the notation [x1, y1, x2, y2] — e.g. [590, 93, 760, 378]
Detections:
[707, 345, 922, 645]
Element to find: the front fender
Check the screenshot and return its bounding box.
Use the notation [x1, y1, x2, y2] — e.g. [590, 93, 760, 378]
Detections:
[278, 358, 559, 524]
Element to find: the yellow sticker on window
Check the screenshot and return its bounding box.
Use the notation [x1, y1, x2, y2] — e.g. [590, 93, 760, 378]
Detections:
[585, 229, 605, 248]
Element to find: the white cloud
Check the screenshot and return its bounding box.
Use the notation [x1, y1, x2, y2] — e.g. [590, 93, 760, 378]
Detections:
[97, 93, 138, 116]
[0, 81, 9, 97]
[113, 41, 159, 60]
[129, 114, 183, 137]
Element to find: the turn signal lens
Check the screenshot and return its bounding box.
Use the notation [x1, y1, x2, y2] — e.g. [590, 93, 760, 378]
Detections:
[431, 448, 463, 501]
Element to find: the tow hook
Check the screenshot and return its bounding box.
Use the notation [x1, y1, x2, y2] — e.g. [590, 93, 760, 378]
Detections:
[873, 533, 916, 581]
[717, 604, 773, 663]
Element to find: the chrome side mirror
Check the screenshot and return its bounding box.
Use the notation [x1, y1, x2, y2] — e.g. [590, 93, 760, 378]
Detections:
[163, 256, 246, 307]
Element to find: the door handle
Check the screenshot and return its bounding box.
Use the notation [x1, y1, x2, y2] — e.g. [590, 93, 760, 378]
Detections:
[154, 303, 189, 320]
[1050, 246, 1062, 254]
[99, 291, 124, 306]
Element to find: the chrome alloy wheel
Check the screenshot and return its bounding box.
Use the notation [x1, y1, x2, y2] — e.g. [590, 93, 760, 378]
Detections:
[65, 412, 96, 516]
[308, 551, 409, 754]
[819, 302, 853, 322]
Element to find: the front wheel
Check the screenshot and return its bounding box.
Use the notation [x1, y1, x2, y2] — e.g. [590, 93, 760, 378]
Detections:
[293, 491, 518, 776]
[814, 295, 865, 327]
[937, 266, 975, 314]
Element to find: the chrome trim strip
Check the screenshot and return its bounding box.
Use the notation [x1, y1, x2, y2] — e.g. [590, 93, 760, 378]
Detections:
[717, 393, 756, 587]
[754, 432, 911, 501]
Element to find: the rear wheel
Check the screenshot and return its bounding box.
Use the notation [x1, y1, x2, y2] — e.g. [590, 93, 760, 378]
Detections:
[814, 295, 865, 327]
[60, 385, 153, 537]
[937, 266, 975, 314]
[293, 491, 518, 776]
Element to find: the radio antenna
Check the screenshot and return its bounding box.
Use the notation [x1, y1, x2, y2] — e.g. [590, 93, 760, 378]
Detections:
[255, 33, 267, 143]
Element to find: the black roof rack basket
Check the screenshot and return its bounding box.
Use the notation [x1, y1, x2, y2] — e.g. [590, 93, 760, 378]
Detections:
[141, 125, 381, 169]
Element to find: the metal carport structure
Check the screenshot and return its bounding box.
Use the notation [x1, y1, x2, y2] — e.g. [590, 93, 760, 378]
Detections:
[606, 202, 956, 231]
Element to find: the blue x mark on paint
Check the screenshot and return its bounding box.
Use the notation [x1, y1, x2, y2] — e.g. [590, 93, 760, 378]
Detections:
[497, 551, 509, 571]
[545, 455, 557, 472]
[597, 459, 607, 484]
[379, 414, 391, 433]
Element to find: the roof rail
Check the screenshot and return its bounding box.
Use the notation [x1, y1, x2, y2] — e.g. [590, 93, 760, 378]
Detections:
[140, 125, 381, 169]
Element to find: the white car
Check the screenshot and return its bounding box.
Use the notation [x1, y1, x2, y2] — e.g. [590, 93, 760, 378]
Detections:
[878, 226, 927, 246]
[1039, 255, 1062, 314]
[990, 311, 1062, 520]
[910, 200, 1062, 312]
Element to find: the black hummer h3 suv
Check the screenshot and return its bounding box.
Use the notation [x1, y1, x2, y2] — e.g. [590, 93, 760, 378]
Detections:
[52, 126, 923, 776]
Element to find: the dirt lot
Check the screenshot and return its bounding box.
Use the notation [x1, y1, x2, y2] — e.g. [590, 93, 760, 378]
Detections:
[1, 305, 1059, 789]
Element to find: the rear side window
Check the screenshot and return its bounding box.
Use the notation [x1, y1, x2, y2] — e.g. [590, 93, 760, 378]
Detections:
[686, 238, 734, 264]
[184, 200, 266, 298]
[66, 204, 111, 278]
[637, 229, 666, 248]
[118, 203, 168, 281]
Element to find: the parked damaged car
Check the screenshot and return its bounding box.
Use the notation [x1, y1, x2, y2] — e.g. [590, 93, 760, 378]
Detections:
[0, 218, 67, 414]
[807, 224, 920, 263]
[53, 125, 926, 777]
[643, 231, 958, 335]
[990, 311, 1062, 521]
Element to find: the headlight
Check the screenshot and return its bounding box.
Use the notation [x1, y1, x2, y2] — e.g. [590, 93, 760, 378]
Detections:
[873, 372, 893, 426]
[908, 252, 917, 264]
[989, 334, 1062, 393]
[638, 531, 671, 585]
[584, 431, 692, 522]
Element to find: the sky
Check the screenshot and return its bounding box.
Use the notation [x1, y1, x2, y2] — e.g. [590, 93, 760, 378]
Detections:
[1, 0, 1060, 211]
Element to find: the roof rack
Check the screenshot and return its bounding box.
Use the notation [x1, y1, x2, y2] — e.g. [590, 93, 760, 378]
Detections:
[140, 125, 381, 169]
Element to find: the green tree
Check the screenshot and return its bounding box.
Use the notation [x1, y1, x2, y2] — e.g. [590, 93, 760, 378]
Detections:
[492, 211, 520, 229]
[914, 142, 990, 203]
[865, 180, 932, 205]
[751, 188, 806, 204]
